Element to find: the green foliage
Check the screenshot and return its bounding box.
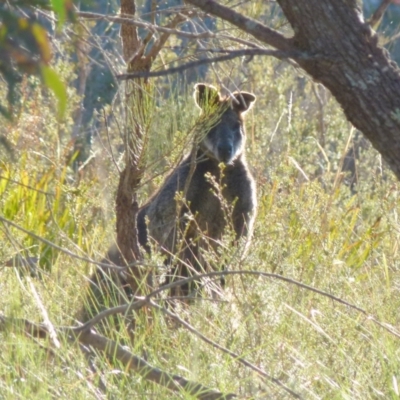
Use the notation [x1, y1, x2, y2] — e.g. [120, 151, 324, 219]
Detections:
[0, 51, 111, 274]
[41, 65, 67, 118]
[50, 0, 75, 28]
[0, 1, 74, 120]
[0, 162, 104, 271]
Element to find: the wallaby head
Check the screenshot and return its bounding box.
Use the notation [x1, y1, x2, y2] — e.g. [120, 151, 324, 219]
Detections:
[194, 83, 256, 164]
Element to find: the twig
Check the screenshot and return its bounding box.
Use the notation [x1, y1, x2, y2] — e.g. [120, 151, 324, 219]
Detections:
[147, 298, 302, 399]
[368, 0, 392, 28]
[146, 270, 368, 314]
[103, 108, 121, 174]
[146, 13, 188, 60]
[77, 10, 275, 50]
[288, 156, 309, 182]
[0, 215, 142, 271]
[3, 208, 399, 339]
[77, 11, 225, 41]
[117, 49, 307, 80]
[27, 277, 61, 348]
[143, 269, 400, 340]
[0, 175, 55, 196]
[2, 211, 395, 340]
[75, 298, 148, 333]
[185, 0, 294, 51]
[81, 267, 393, 338]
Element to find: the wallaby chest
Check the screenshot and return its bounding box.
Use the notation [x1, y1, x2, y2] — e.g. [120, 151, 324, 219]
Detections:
[183, 157, 250, 238]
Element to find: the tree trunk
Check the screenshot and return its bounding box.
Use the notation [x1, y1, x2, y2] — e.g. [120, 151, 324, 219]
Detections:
[187, 0, 400, 180]
[115, 0, 185, 294]
[117, 0, 152, 294]
[278, 0, 400, 179]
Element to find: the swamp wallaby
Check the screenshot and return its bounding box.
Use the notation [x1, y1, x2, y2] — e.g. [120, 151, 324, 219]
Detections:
[80, 83, 257, 321]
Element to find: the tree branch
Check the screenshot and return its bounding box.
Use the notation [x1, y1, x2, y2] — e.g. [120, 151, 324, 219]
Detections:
[3, 267, 397, 399]
[77, 11, 230, 42]
[3, 208, 397, 341]
[79, 329, 235, 400]
[117, 48, 308, 80]
[368, 0, 392, 28]
[184, 0, 295, 51]
[120, 0, 142, 65]
[146, 12, 187, 61]
[75, 298, 148, 333]
[0, 314, 236, 400]
[143, 269, 400, 340]
[78, 10, 265, 49]
[79, 267, 400, 398]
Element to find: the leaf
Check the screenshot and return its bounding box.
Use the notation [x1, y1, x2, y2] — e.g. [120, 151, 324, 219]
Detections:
[18, 18, 29, 30]
[51, 0, 66, 28]
[0, 24, 7, 41]
[41, 66, 67, 118]
[31, 23, 52, 64]
[50, 0, 76, 29]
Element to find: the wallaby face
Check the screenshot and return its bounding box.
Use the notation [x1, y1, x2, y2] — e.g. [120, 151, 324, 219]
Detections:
[195, 83, 256, 164]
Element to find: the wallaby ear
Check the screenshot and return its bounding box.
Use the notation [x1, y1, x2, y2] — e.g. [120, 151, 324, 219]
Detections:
[232, 91, 256, 114]
[194, 83, 221, 110]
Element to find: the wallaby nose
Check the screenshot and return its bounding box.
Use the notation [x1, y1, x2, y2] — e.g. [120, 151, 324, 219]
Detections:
[217, 143, 234, 163]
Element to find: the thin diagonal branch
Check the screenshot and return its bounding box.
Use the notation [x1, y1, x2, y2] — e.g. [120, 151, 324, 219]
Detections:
[185, 0, 295, 51]
[117, 48, 308, 80]
[78, 329, 235, 399]
[142, 269, 400, 340]
[77, 11, 210, 40]
[27, 278, 61, 349]
[0, 175, 55, 196]
[78, 10, 265, 49]
[2, 209, 396, 338]
[147, 298, 303, 399]
[368, 0, 392, 28]
[0, 314, 236, 400]
[146, 12, 188, 60]
[0, 215, 130, 271]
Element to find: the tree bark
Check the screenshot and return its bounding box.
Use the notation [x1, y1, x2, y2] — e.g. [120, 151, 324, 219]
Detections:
[115, 0, 187, 294]
[187, 0, 400, 180]
[117, 0, 152, 293]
